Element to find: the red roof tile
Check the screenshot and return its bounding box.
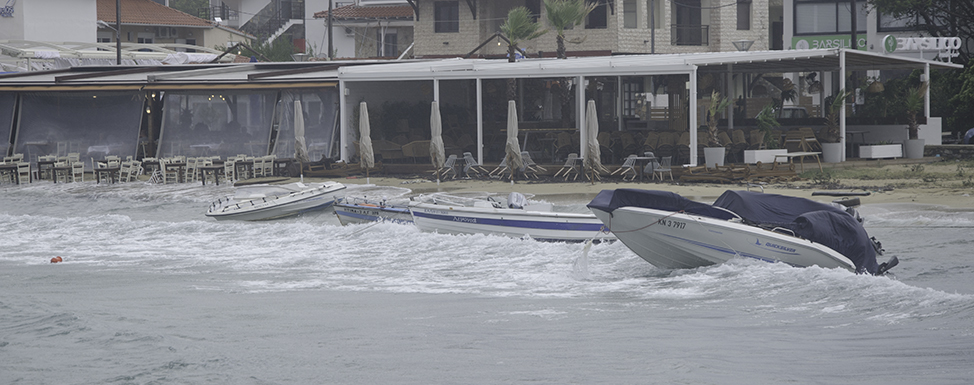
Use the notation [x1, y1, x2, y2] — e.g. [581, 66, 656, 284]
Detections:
[97, 0, 212, 27]
[314, 4, 414, 21]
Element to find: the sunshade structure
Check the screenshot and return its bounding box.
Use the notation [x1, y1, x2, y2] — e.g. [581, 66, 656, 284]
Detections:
[429, 101, 445, 178]
[358, 101, 374, 181]
[336, 49, 961, 165]
[584, 100, 608, 181]
[0, 40, 236, 72]
[294, 101, 310, 164]
[504, 100, 524, 180]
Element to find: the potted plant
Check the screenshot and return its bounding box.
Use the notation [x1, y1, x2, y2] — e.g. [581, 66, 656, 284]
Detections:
[820, 89, 850, 163]
[903, 83, 928, 159]
[704, 90, 731, 167]
[744, 103, 788, 164]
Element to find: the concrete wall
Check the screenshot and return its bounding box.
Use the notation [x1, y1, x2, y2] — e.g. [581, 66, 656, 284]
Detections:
[4, 0, 98, 42]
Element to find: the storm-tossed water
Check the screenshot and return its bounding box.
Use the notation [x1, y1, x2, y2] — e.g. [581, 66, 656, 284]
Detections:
[1, 181, 973, 384]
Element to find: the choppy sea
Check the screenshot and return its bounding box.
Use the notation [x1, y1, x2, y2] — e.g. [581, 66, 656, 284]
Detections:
[1, 181, 972, 384]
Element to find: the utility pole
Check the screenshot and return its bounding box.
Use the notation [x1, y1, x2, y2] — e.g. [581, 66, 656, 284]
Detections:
[116, 0, 122, 65]
[327, 0, 334, 60]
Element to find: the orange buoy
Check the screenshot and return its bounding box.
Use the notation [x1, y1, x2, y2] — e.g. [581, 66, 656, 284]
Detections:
[50, 256, 63, 263]
[56, 256, 63, 262]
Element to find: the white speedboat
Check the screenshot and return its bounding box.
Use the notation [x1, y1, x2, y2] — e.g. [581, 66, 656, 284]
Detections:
[587, 189, 897, 275]
[206, 181, 346, 221]
[409, 192, 615, 243]
[334, 197, 413, 226]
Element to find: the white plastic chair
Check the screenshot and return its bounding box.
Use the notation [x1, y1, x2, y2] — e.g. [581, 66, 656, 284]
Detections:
[554, 153, 580, 180]
[654, 156, 673, 181]
[611, 154, 638, 181]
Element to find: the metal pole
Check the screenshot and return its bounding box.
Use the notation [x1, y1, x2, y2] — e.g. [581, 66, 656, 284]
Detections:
[116, 0, 122, 65]
[327, 0, 334, 60]
[650, 0, 656, 54]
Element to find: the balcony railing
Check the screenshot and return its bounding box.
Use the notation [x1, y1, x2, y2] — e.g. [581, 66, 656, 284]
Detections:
[671, 24, 709, 46]
[198, 4, 239, 21]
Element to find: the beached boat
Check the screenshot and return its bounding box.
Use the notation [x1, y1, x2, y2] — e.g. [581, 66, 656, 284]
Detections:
[409, 192, 615, 243]
[334, 197, 413, 226]
[206, 181, 346, 221]
[587, 189, 897, 275]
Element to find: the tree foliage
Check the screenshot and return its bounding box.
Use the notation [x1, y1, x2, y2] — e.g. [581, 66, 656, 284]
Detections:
[867, 0, 973, 64]
[544, 0, 596, 59]
[169, 0, 209, 18]
[500, 7, 546, 100]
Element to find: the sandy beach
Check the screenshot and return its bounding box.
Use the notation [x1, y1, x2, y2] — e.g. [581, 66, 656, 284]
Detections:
[322, 161, 974, 208]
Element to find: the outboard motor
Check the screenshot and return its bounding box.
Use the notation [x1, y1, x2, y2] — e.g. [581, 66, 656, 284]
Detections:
[508, 192, 527, 209]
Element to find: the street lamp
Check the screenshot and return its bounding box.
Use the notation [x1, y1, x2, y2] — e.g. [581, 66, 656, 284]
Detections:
[97, 20, 121, 65]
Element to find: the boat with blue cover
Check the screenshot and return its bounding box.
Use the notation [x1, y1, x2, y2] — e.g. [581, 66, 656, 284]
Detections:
[587, 189, 897, 275]
[334, 197, 413, 226]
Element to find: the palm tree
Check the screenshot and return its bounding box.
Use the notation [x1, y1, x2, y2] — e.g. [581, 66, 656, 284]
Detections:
[499, 7, 546, 100]
[544, 0, 596, 59]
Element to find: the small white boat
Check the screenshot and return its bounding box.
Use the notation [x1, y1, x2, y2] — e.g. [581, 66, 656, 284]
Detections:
[206, 181, 346, 221]
[587, 189, 897, 275]
[334, 197, 413, 226]
[409, 192, 614, 243]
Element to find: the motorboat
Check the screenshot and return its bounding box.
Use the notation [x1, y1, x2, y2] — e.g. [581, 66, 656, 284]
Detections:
[206, 181, 346, 221]
[587, 189, 897, 275]
[334, 197, 413, 226]
[409, 192, 615, 243]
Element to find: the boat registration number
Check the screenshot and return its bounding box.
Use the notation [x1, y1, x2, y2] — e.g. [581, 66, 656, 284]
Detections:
[657, 218, 686, 229]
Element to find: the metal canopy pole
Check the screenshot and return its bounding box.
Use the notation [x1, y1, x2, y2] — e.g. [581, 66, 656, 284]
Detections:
[840, 49, 847, 162]
[476, 78, 484, 164]
[116, 0, 122, 65]
[689, 65, 698, 167]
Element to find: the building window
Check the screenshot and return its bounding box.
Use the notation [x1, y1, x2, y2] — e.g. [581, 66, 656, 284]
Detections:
[186, 38, 197, 53]
[794, 0, 866, 35]
[377, 31, 398, 57]
[623, 79, 644, 117]
[585, 0, 607, 29]
[623, 0, 638, 28]
[673, 0, 707, 45]
[647, 0, 662, 29]
[434, 1, 459, 33]
[737, 0, 751, 30]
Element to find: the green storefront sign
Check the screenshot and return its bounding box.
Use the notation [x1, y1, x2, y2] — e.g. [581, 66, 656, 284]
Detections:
[792, 35, 868, 51]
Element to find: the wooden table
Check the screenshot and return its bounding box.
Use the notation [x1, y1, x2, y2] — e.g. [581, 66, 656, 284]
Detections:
[0, 163, 18, 184]
[199, 165, 226, 185]
[164, 162, 187, 183]
[774, 152, 823, 173]
[52, 165, 73, 183]
[273, 158, 295, 177]
[36, 159, 57, 181]
[234, 160, 254, 180]
[93, 166, 121, 184]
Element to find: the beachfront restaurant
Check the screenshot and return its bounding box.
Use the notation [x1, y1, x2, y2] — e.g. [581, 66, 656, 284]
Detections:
[0, 63, 344, 182]
[335, 49, 960, 170]
[1, 49, 961, 184]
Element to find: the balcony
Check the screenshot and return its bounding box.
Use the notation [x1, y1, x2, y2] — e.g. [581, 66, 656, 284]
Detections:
[671, 24, 709, 46]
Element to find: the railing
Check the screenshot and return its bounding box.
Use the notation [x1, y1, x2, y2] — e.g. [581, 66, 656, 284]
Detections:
[198, 4, 240, 22]
[671, 24, 709, 46]
[240, 0, 305, 41]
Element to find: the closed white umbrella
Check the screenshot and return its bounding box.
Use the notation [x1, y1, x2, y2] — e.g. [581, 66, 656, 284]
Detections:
[585, 100, 606, 182]
[294, 101, 310, 164]
[358, 101, 374, 183]
[429, 101, 446, 182]
[505, 100, 524, 181]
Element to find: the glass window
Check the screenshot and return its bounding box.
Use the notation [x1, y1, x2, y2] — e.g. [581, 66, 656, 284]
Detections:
[878, 11, 916, 32]
[434, 1, 459, 33]
[794, 1, 866, 35]
[647, 0, 662, 29]
[624, 0, 638, 28]
[737, 0, 751, 30]
[586, 0, 607, 29]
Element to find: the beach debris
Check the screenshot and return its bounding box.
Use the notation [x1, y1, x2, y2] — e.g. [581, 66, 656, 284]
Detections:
[50, 256, 63, 263]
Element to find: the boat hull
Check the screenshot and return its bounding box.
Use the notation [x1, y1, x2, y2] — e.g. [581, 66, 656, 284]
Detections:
[590, 206, 855, 271]
[206, 183, 345, 221]
[335, 203, 413, 225]
[410, 202, 614, 243]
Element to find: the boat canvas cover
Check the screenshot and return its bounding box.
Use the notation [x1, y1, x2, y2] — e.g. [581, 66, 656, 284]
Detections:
[587, 189, 738, 220]
[713, 190, 878, 274]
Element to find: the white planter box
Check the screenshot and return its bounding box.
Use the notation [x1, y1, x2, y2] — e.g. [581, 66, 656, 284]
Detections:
[744, 149, 788, 164]
[859, 144, 902, 159]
